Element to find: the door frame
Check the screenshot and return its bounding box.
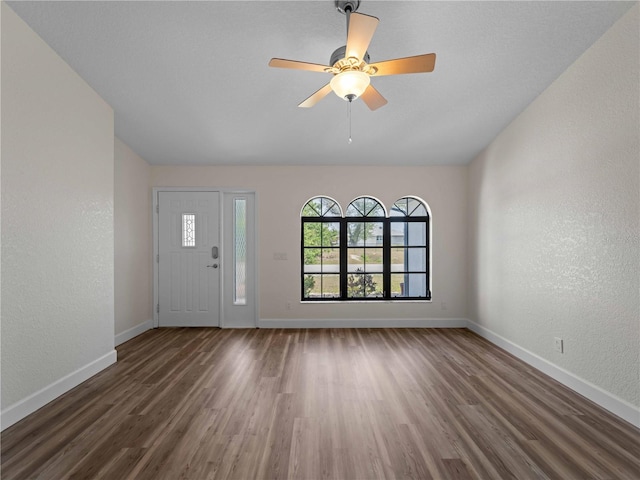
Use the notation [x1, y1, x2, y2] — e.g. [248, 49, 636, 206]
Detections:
[152, 187, 258, 328]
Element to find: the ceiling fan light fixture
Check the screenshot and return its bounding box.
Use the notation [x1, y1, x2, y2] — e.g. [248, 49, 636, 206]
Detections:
[330, 70, 370, 100]
[269, 5, 436, 111]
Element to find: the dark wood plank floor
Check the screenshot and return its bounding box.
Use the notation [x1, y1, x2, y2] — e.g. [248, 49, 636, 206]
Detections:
[2, 328, 639, 479]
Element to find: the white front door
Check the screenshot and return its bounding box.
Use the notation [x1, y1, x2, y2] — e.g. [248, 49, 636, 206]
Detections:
[158, 191, 220, 327]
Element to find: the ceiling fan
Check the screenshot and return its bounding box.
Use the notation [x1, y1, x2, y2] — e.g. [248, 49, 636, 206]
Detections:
[269, 0, 436, 111]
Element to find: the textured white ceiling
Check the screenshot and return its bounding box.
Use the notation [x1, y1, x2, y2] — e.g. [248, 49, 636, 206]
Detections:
[7, 1, 634, 166]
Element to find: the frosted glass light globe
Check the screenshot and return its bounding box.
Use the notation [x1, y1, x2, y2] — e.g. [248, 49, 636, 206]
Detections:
[330, 70, 370, 100]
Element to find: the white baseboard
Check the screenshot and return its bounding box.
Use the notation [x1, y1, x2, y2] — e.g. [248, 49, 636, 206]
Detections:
[258, 318, 468, 328]
[115, 319, 153, 346]
[467, 320, 640, 428]
[1, 350, 117, 431]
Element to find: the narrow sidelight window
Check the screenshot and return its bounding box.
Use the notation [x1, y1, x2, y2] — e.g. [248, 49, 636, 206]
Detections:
[234, 198, 247, 305]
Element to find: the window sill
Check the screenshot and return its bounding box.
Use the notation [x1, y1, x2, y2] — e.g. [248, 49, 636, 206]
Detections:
[300, 299, 432, 304]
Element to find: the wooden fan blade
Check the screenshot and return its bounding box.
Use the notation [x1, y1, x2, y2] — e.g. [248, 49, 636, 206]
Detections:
[360, 84, 388, 111]
[269, 58, 330, 73]
[369, 53, 436, 76]
[299, 83, 333, 108]
[346, 13, 379, 60]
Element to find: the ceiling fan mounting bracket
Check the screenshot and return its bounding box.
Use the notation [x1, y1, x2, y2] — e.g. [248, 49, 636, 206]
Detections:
[335, 1, 360, 15]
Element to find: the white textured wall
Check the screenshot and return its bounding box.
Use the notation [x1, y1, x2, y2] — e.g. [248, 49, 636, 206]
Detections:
[468, 5, 639, 409]
[114, 138, 151, 338]
[152, 166, 467, 322]
[1, 3, 115, 411]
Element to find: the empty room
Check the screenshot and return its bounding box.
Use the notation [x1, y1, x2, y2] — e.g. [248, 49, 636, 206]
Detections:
[1, 1, 639, 479]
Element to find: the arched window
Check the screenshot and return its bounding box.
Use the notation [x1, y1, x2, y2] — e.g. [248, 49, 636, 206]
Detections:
[389, 197, 430, 298]
[391, 196, 428, 217]
[301, 195, 431, 301]
[301, 196, 342, 218]
[346, 197, 386, 298]
[301, 197, 341, 299]
[345, 196, 386, 217]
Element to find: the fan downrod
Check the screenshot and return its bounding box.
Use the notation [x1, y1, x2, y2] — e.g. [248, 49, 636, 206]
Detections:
[331, 0, 370, 67]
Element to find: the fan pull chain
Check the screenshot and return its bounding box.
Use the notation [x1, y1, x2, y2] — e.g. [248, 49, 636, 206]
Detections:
[348, 99, 352, 144]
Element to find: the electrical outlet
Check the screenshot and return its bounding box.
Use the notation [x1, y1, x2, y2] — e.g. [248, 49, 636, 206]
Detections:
[554, 337, 564, 353]
[286, 301, 292, 310]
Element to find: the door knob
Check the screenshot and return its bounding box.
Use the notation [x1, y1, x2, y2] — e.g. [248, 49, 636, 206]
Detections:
[206, 264, 218, 268]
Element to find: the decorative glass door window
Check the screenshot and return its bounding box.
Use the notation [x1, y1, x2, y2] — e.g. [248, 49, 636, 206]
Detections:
[182, 213, 196, 247]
